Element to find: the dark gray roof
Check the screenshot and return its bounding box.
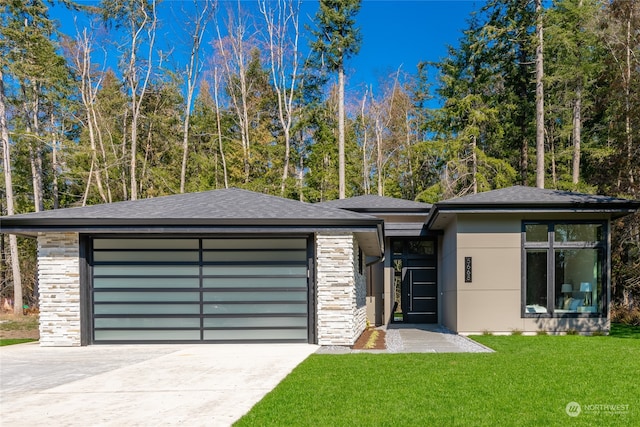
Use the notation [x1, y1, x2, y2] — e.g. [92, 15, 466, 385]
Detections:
[1, 188, 382, 232]
[426, 186, 640, 229]
[437, 186, 639, 207]
[316, 195, 431, 212]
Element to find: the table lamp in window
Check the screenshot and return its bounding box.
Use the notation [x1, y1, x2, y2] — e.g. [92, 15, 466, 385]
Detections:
[561, 284, 573, 301]
[580, 282, 592, 307]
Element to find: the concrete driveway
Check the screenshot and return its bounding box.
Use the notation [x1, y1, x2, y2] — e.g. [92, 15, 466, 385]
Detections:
[0, 342, 317, 426]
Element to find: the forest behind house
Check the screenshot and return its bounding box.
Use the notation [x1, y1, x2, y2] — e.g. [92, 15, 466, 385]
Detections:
[1, 0, 639, 317]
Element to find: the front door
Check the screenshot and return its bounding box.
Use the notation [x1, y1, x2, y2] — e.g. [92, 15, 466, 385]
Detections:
[403, 262, 437, 323]
[393, 239, 437, 323]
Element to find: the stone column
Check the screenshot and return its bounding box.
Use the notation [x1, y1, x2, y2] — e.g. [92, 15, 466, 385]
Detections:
[316, 232, 366, 346]
[37, 233, 81, 346]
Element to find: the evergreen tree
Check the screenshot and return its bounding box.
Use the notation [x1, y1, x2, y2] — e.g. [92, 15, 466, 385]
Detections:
[309, 0, 362, 199]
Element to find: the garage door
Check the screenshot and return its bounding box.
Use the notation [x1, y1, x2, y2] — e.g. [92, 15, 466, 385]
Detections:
[91, 238, 309, 343]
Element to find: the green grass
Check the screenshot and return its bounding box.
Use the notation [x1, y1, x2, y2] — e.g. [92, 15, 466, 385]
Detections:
[236, 325, 640, 426]
[0, 338, 37, 346]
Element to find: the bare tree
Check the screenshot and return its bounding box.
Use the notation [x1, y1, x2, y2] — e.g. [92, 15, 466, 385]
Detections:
[0, 70, 23, 316]
[535, 0, 545, 189]
[179, 0, 215, 193]
[112, 0, 158, 200]
[215, 7, 253, 182]
[259, 0, 303, 196]
[71, 27, 109, 205]
[212, 68, 229, 189]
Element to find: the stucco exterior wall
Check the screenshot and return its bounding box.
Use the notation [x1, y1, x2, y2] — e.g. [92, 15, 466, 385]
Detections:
[440, 217, 458, 331]
[452, 213, 611, 335]
[315, 232, 365, 345]
[37, 232, 81, 346]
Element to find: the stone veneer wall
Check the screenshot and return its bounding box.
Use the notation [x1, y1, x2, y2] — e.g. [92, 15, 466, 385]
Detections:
[316, 232, 366, 346]
[37, 233, 81, 346]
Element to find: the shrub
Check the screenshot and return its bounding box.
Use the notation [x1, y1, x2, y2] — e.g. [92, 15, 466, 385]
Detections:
[610, 303, 640, 326]
[536, 329, 548, 336]
[511, 329, 523, 336]
[566, 329, 579, 335]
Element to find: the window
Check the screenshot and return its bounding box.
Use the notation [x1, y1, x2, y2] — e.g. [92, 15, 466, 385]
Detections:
[523, 222, 606, 316]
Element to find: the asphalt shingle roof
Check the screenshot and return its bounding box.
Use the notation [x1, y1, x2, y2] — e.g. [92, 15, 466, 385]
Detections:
[437, 186, 639, 207]
[316, 195, 431, 212]
[0, 188, 381, 228]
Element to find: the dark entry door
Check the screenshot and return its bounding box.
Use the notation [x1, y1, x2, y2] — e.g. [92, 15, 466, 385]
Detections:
[403, 262, 437, 323]
[394, 239, 437, 323]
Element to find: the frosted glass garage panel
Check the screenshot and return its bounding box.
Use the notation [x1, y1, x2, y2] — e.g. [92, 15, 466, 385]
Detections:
[94, 292, 200, 302]
[202, 250, 306, 262]
[202, 239, 306, 250]
[202, 277, 306, 288]
[203, 303, 306, 314]
[93, 265, 200, 276]
[202, 291, 307, 302]
[94, 330, 200, 341]
[203, 317, 307, 328]
[93, 251, 199, 263]
[95, 318, 200, 328]
[203, 329, 307, 340]
[94, 304, 200, 315]
[93, 277, 200, 289]
[202, 265, 306, 277]
[93, 239, 199, 250]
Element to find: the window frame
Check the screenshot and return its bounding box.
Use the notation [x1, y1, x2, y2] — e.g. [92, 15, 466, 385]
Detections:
[521, 220, 608, 318]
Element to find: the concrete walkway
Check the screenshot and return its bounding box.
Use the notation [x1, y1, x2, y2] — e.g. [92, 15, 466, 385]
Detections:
[385, 324, 493, 353]
[317, 324, 493, 354]
[0, 342, 317, 426]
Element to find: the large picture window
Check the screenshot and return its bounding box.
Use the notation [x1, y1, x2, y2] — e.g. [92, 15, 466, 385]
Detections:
[523, 221, 606, 316]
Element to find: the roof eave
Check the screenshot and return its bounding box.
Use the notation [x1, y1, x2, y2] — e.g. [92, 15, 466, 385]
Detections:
[426, 204, 639, 230]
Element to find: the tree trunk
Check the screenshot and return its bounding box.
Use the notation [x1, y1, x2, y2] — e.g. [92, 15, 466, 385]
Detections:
[338, 65, 346, 199]
[572, 85, 582, 188]
[0, 71, 23, 316]
[213, 68, 228, 189]
[180, 0, 211, 194]
[471, 135, 478, 194]
[535, 0, 545, 189]
[361, 92, 369, 195]
[625, 8, 634, 191]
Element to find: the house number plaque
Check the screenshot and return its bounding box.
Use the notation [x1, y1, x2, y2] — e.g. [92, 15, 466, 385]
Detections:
[465, 257, 472, 283]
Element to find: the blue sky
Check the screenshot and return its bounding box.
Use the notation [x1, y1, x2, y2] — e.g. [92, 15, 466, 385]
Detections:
[50, 0, 483, 103]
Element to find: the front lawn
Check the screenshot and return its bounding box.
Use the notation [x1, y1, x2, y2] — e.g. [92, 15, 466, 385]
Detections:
[236, 325, 640, 426]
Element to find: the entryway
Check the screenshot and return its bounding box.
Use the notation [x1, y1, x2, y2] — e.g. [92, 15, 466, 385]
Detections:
[392, 238, 438, 323]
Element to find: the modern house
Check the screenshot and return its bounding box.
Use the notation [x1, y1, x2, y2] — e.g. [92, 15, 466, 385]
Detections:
[1, 186, 638, 346]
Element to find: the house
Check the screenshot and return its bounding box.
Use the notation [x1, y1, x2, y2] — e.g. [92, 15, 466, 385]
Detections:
[1, 186, 638, 346]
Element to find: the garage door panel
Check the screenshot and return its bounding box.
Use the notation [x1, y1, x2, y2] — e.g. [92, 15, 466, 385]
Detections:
[203, 316, 307, 328]
[203, 329, 307, 341]
[203, 250, 307, 262]
[94, 265, 200, 276]
[95, 330, 200, 341]
[94, 251, 200, 263]
[94, 291, 200, 302]
[92, 237, 310, 343]
[202, 277, 305, 288]
[94, 304, 201, 315]
[94, 239, 199, 250]
[202, 265, 306, 276]
[202, 239, 306, 250]
[202, 290, 307, 302]
[94, 277, 200, 289]
[203, 303, 307, 315]
[95, 318, 201, 328]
